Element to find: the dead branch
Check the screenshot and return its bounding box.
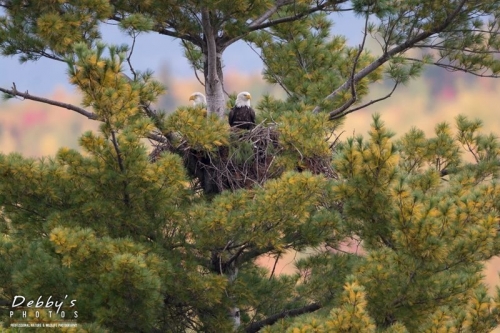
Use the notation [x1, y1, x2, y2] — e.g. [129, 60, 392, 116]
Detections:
[0, 83, 97, 120]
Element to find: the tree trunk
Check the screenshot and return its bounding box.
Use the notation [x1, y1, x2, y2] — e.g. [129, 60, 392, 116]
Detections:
[201, 8, 226, 119]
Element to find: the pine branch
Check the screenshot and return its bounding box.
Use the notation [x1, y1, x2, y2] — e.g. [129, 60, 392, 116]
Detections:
[0, 83, 98, 120]
[225, 244, 249, 268]
[327, 11, 370, 117]
[0, 82, 171, 144]
[13, 50, 66, 63]
[405, 57, 500, 78]
[201, 7, 226, 118]
[110, 129, 131, 208]
[119, 74, 175, 143]
[126, 32, 139, 80]
[329, 80, 399, 120]
[413, 44, 500, 55]
[251, 0, 350, 31]
[244, 40, 292, 97]
[221, 0, 348, 48]
[244, 302, 322, 333]
[109, 14, 199, 44]
[269, 253, 280, 280]
[247, 0, 294, 29]
[313, 0, 468, 116]
[156, 26, 199, 44]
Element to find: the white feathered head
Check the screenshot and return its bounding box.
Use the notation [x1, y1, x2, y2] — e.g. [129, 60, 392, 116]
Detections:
[235, 92, 251, 107]
[189, 92, 207, 107]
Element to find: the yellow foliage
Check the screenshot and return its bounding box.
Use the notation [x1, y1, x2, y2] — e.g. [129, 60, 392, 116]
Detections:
[166, 107, 229, 152]
[324, 280, 376, 332]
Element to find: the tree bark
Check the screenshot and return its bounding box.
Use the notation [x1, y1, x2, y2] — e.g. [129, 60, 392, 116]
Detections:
[201, 8, 226, 119]
[244, 302, 322, 333]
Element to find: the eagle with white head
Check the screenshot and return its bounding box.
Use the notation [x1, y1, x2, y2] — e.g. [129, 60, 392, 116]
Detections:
[229, 92, 255, 130]
[189, 92, 207, 107]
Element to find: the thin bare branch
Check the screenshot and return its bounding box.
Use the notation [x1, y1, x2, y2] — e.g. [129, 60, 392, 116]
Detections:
[126, 32, 138, 80]
[248, 0, 294, 29]
[0, 83, 97, 120]
[244, 41, 292, 97]
[247, 1, 334, 31]
[405, 57, 500, 78]
[21, 50, 66, 63]
[329, 130, 345, 149]
[244, 302, 322, 333]
[110, 129, 131, 207]
[109, 14, 199, 44]
[269, 253, 280, 280]
[110, 130, 125, 173]
[327, 12, 370, 117]
[222, 0, 346, 48]
[225, 244, 249, 268]
[1, 81, 171, 145]
[181, 39, 205, 87]
[330, 80, 399, 120]
[414, 44, 500, 55]
[156, 27, 199, 44]
[313, 0, 468, 116]
[462, 141, 480, 163]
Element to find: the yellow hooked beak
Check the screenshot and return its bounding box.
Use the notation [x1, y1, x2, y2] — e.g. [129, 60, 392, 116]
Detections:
[245, 93, 252, 100]
[189, 95, 195, 101]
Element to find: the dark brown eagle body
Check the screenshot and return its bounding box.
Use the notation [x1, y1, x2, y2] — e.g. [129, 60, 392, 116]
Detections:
[229, 105, 255, 130]
[229, 92, 255, 130]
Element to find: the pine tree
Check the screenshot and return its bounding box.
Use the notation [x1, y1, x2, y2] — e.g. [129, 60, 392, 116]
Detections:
[1, 1, 500, 332]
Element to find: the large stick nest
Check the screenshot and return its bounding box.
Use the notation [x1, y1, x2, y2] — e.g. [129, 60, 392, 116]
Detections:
[150, 124, 337, 194]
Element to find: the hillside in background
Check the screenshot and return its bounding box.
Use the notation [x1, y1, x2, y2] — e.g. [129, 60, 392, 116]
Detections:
[2, 65, 499, 156]
[344, 69, 500, 137]
[0, 67, 500, 157]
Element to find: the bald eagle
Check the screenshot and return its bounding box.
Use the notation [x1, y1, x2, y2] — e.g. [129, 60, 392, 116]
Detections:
[189, 92, 207, 107]
[229, 92, 255, 130]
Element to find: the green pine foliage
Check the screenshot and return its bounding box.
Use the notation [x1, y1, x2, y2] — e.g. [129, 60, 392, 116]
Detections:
[166, 107, 229, 152]
[3, 1, 500, 332]
[2, 112, 500, 332]
[252, 12, 381, 116]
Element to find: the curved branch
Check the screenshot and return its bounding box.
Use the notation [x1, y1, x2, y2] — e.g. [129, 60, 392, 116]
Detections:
[221, 0, 347, 48]
[330, 80, 399, 120]
[0, 84, 97, 120]
[327, 12, 370, 117]
[109, 14, 200, 44]
[249, 3, 330, 31]
[313, 0, 468, 116]
[0, 83, 171, 144]
[110, 129, 131, 207]
[156, 27, 200, 44]
[147, 132, 170, 144]
[405, 57, 500, 78]
[126, 32, 138, 80]
[244, 302, 322, 333]
[201, 7, 226, 118]
[247, 0, 294, 29]
[244, 41, 292, 97]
